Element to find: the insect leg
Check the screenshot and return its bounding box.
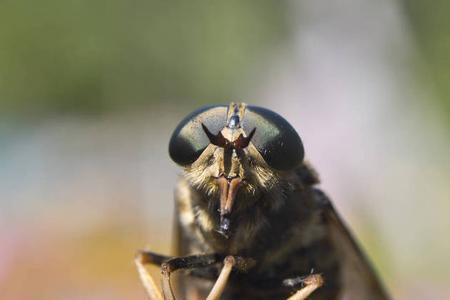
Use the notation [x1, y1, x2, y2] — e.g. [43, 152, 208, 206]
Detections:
[285, 274, 324, 300]
[205, 256, 236, 300]
[135, 251, 168, 300]
[160, 254, 222, 300]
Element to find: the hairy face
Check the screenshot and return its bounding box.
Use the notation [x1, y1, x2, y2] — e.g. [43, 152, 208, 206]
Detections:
[171, 103, 301, 236]
[182, 137, 285, 209]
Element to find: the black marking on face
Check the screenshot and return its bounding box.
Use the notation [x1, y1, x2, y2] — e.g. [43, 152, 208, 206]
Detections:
[201, 123, 255, 151]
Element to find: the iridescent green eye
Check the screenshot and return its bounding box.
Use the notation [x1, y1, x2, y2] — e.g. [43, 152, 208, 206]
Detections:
[168, 104, 304, 170]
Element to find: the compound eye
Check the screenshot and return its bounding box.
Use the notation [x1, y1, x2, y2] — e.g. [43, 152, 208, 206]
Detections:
[169, 105, 227, 166]
[243, 106, 304, 170]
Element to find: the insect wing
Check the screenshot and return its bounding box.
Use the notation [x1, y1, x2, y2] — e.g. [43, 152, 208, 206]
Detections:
[319, 192, 391, 300]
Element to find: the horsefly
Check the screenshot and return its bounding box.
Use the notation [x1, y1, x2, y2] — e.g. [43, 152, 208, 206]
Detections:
[135, 103, 390, 300]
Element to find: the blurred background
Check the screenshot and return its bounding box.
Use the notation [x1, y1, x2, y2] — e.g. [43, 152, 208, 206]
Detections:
[1, 0, 449, 299]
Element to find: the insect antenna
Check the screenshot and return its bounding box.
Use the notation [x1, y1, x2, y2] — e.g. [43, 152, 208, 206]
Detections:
[201, 123, 229, 148]
[233, 128, 256, 149]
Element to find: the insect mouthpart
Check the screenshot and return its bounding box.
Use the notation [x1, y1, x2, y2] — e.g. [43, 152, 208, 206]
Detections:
[215, 175, 242, 238]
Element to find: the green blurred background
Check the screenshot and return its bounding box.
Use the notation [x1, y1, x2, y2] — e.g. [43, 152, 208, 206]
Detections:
[1, 1, 449, 299]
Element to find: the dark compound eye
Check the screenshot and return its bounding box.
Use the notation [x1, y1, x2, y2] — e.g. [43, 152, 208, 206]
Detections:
[169, 104, 304, 170]
[242, 106, 304, 170]
[169, 105, 227, 166]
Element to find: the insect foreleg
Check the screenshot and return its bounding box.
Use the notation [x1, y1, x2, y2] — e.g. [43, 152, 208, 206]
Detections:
[160, 254, 222, 300]
[136, 251, 253, 300]
[135, 251, 165, 300]
[285, 274, 324, 300]
[136, 252, 225, 300]
[205, 256, 236, 300]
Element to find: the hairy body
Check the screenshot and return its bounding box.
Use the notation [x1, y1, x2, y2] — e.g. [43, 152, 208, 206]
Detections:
[137, 103, 390, 300]
[175, 162, 341, 300]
